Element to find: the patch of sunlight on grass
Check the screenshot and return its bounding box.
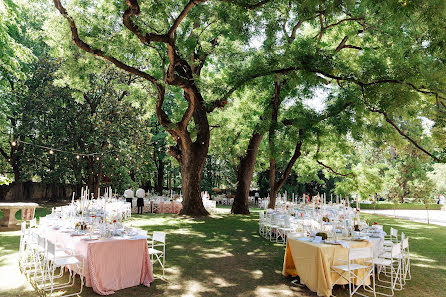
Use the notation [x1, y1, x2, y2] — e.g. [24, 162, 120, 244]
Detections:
[411, 253, 437, 262]
[0, 252, 34, 293]
[250, 269, 263, 280]
[169, 229, 207, 238]
[412, 263, 446, 271]
[210, 276, 237, 288]
[180, 280, 218, 297]
[200, 246, 234, 258]
[252, 285, 297, 297]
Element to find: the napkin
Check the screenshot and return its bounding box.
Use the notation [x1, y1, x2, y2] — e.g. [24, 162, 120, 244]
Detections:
[313, 236, 322, 243]
[338, 240, 350, 248]
[128, 234, 148, 240]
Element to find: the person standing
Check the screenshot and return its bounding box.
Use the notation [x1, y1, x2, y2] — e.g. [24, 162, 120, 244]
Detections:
[136, 188, 145, 214]
[124, 186, 134, 207]
[254, 192, 260, 206]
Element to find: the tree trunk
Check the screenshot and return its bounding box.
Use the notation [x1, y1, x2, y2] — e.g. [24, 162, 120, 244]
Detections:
[268, 158, 278, 209]
[155, 160, 164, 195]
[232, 132, 264, 214]
[178, 147, 209, 216]
[267, 78, 281, 209]
[93, 160, 102, 199]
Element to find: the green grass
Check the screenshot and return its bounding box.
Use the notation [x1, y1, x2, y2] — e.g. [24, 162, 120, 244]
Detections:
[0, 206, 445, 296]
[356, 202, 442, 210]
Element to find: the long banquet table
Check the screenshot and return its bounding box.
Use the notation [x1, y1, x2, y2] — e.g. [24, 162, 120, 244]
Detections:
[283, 237, 382, 297]
[42, 226, 153, 295]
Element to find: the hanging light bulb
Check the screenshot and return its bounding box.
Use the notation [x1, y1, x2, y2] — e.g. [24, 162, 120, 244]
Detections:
[49, 149, 54, 155]
[76, 155, 80, 159]
[96, 157, 100, 161]
[11, 141, 17, 147]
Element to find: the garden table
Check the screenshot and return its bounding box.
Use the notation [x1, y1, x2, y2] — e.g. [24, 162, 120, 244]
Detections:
[42, 226, 153, 295]
[0, 202, 38, 230]
[283, 237, 375, 297]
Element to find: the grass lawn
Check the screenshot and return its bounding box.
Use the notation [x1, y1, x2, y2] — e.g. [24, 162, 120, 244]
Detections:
[0, 206, 445, 297]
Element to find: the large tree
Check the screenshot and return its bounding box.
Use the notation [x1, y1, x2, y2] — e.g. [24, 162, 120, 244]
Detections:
[51, 0, 271, 216]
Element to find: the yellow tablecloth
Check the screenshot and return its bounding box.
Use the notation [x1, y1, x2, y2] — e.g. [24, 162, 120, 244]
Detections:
[282, 238, 372, 297]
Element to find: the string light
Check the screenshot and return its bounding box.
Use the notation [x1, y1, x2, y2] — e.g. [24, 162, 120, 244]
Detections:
[76, 155, 80, 159]
[49, 149, 54, 155]
[11, 141, 17, 146]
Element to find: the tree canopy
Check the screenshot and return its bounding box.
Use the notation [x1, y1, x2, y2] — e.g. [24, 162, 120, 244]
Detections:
[0, 0, 445, 216]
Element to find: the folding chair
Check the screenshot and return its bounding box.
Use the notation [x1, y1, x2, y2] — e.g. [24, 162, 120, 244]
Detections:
[149, 231, 166, 278]
[372, 242, 403, 296]
[39, 240, 84, 297]
[277, 216, 294, 245]
[331, 246, 376, 297]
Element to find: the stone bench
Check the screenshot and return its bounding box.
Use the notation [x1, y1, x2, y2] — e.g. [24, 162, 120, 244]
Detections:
[0, 202, 39, 231]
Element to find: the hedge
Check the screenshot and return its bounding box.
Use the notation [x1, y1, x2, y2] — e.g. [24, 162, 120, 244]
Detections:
[353, 202, 442, 210]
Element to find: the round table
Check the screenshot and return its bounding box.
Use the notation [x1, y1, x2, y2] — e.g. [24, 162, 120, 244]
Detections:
[0, 202, 39, 230]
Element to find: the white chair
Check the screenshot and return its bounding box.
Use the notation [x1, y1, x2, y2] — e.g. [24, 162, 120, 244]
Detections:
[264, 215, 280, 242]
[277, 216, 295, 245]
[259, 211, 266, 237]
[372, 242, 403, 296]
[384, 228, 398, 248]
[148, 231, 166, 278]
[331, 246, 376, 297]
[40, 240, 84, 297]
[400, 237, 411, 284]
[152, 202, 160, 213]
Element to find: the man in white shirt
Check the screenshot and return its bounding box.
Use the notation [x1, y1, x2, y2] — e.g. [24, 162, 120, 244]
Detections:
[136, 188, 145, 214]
[124, 187, 134, 207]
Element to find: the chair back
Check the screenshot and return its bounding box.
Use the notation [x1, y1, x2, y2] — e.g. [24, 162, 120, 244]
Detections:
[38, 234, 46, 250]
[29, 218, 37, 228]
[284, 215, 290, 227]
[153, 231, 166, 243]
[47, 240, 55, 258]
[21, 221, 27, 234]
[391, 242, 402, 257]
[390, 227, 398, 238]
[402, 237, 409, 249]
[349, 246, 373, 261]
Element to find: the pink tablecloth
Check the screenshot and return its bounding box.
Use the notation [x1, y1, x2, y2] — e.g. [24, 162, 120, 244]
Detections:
[43, 228, 153, 295]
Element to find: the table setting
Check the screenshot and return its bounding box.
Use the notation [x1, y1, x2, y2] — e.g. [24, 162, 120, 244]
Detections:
[35, 187, 153, 295]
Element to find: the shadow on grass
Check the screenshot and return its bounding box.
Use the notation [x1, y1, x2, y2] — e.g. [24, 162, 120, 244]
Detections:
[1, 207, 446, 297]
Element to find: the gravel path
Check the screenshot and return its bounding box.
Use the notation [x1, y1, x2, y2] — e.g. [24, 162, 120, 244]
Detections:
[361, 209, 446, 226]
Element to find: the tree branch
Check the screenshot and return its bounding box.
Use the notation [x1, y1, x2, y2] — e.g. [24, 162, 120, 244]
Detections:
[123, 0, 168, 44]
[368, 107, 443, 162]
[205, 98, 228, 112]
[168, 0, 204, 39]
[53, 0, 159, 85]
[275, 129, 304, 191]
[316, 160, 353, 177]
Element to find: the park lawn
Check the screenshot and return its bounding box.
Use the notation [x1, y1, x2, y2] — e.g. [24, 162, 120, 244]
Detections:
[0, 206, 445, 297]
